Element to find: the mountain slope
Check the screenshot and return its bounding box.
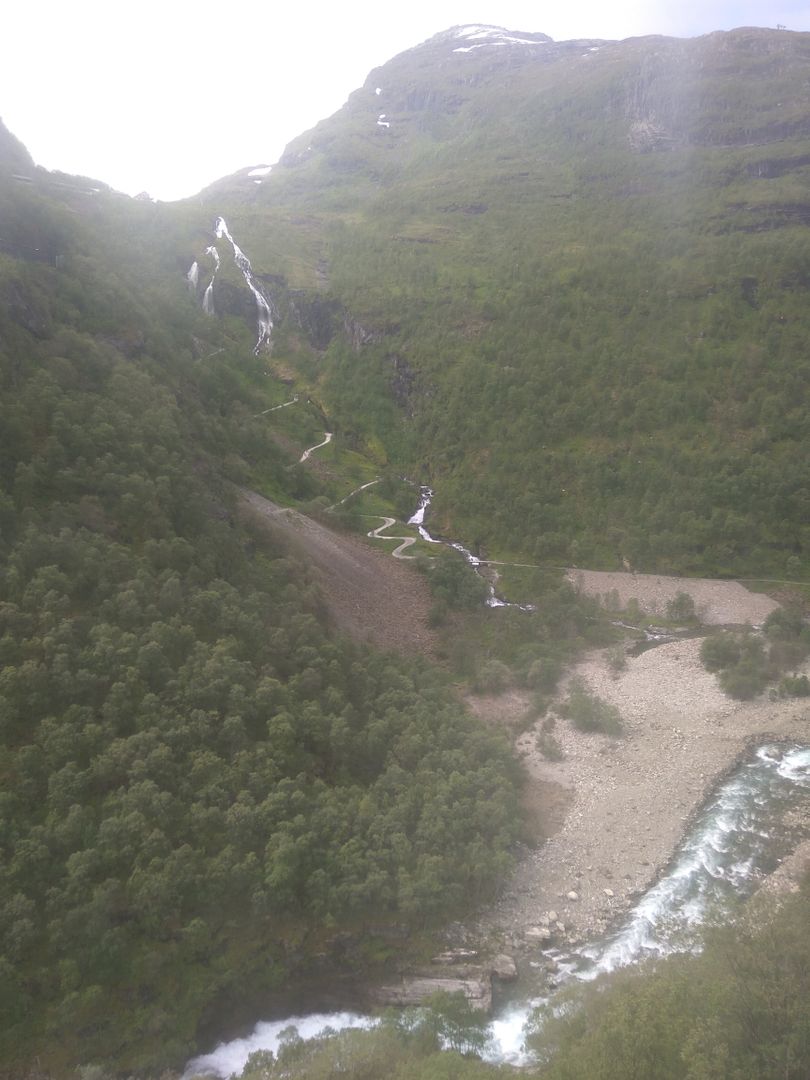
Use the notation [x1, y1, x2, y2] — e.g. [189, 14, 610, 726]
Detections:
[200, 26, 810, 579]
[0, 119, 521, 1074]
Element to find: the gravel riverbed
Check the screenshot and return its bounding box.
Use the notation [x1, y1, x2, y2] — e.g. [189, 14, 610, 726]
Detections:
[469, 575, 810, 948]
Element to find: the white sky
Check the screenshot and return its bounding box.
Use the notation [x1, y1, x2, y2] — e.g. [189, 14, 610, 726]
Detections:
[3, 0, 810, 200]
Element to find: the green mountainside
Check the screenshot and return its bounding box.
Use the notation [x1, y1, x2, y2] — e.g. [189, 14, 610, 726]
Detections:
[0, 118, 521, 1073]
[3, 21, 810, 1077]
[203, 25, 810, 578]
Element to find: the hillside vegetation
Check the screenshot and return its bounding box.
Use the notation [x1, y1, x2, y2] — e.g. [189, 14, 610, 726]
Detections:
[204, 26, 810, 579]
[233, 880, 810, 1080]
[3, 21, 810, 1078]
[0, 123, 521, 1074]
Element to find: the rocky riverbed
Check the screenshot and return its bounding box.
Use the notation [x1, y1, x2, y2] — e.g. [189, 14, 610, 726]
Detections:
[466, 580, 810, 953]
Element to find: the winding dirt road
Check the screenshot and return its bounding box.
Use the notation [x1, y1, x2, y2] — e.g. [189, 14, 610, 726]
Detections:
[299, 432, 333, 463]
[367, 518, 420, 559]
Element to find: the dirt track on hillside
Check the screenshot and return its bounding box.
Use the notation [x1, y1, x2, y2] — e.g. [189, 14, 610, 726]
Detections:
[239, 489, 439, 658]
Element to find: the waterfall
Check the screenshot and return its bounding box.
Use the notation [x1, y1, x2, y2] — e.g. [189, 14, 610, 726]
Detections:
[214, 216, 274, 353]
[202, 246, 220, 315]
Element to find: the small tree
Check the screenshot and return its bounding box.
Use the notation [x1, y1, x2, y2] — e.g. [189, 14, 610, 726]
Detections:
[666, 591, 697, 623]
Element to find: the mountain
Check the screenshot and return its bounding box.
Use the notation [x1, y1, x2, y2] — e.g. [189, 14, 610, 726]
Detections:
[4, 21, 810, 1076]
[0, 111, 523, 1073]
[197, 24, 810, 579]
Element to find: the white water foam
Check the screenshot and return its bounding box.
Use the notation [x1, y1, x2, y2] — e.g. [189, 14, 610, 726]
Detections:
[483, 742, 810, 1062]
[181, 742, 809, 1074]
[202, 246, 220, 315]
[212, 217, 274, 353]
[407, 487, 534, 609]
[184, 1013, 376, 1078]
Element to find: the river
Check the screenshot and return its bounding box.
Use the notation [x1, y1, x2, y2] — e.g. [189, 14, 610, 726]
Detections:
[185, 742, 809, 1076]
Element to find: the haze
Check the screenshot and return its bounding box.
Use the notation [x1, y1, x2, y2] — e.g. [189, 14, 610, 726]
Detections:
[5, 0, 810, 200]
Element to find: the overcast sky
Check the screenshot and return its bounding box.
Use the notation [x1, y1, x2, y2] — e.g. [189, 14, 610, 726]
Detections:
[3, 0, 809, 200]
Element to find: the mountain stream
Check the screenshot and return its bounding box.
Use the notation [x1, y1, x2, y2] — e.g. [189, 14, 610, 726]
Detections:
[186, 741, 809, 1076]
[184, 490, 810, 1075]
[406, 486, 535, 610]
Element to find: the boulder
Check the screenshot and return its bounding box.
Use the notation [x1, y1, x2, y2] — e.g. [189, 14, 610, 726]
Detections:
[431, 949, 479, 965]
[490, 954, 518, 982]
[370, 975, 492, 1012]
[525, 926, 552, 943]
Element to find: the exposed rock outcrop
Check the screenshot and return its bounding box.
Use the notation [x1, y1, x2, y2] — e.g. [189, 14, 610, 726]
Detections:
[370, 974, 492, 1011]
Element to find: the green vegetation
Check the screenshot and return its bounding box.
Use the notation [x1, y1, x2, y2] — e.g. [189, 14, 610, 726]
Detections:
[236, 995, 495, 1080]
[228, 881, 810, 1080]
[0, 135, 521, 1074]
[665, 592, 698, 624]
[699, 607, 810, 698]
[206, 27, 810, 581]
[5, 21, 810, 1076]
[529, 884, 810, 1080]
[559, 678, 624, 736]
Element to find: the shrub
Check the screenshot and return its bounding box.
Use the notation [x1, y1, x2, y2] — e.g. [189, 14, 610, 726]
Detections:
[778, 674, 810, 698]
[527, 656, 562, 692]
[607, 644, 628, 675]
[559, 677, 623, 736]
[475, 659, 512, 694]
[536, 730, 565, 761]
[702, 631, 772, 699]
[700, 632, 742, 672]
[719, 663, 768, 700]
[666, 590, 697, 623]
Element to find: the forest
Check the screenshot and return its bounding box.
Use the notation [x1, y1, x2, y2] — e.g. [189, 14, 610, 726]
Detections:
[0, 130, 525, 1073]
[2, 21, 810, 1080]
[232, 880, 810, 1080]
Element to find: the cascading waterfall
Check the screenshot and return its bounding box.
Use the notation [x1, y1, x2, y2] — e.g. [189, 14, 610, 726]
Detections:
[202, 246, 220, 315]
[186, 260, 199, 293]
[408, 487, 535, 610]
[214, 216, 274, 353]
[184, 742, 810, 1077]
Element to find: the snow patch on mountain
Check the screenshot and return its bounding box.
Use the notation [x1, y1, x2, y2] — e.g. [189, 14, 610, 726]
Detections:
[449, 24, 551, 49]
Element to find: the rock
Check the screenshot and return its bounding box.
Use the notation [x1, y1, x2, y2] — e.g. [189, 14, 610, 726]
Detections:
[491, 954, 518, 982]
[525, 926, 552, 943]
[555, 921, 566, 934]
[567, 890, 579, 901]
[603, 888, 615, 897]
[547, 910, 559, 923]
[371, 975, 492, 1012]
[431, 949, 479, 965]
